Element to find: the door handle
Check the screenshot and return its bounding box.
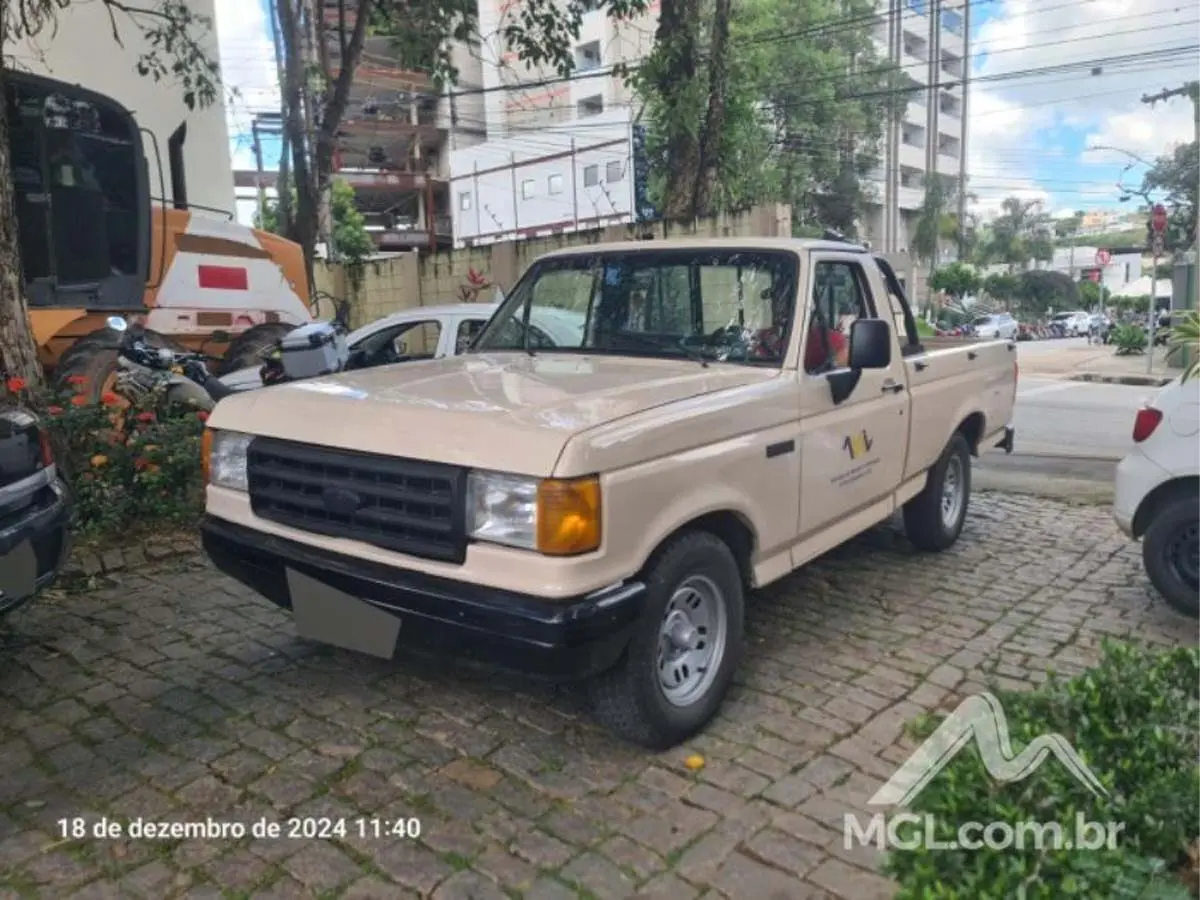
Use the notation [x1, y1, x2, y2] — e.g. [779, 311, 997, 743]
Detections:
[881, 380, 904, 394]
[968, 351, 978, 361]
[913, 360, 928, 372]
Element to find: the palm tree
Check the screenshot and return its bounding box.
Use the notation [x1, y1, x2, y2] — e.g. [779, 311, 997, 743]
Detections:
[913, 174, 952, 310]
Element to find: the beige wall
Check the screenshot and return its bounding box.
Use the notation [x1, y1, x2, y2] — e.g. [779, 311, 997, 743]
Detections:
[318, 204, 797, 329]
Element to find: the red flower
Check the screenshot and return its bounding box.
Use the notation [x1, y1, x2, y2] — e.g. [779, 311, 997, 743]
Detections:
[101, 392, 120, 406]
[70, 395, 88, 407]
[6, 377, 26, 393]
[136, 411, 155, 423]
[196, 411, 210, 422]
[47, 405, 63, 416]
[66, 375, 87, 386]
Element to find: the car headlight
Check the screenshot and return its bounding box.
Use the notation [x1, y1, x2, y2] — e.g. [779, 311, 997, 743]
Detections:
[202, 429, 252, 491]
[466, 471, 601, 555]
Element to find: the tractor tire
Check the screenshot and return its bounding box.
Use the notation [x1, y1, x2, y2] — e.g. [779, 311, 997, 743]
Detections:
[215, 322, 296, 377]
[53, 328, 181, 404]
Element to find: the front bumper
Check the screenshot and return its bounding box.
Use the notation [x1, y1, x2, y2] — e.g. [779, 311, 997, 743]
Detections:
[201, 516, 646, 679]
[0, 476, 72, 614]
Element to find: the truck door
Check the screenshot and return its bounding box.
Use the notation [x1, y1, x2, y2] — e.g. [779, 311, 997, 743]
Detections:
[795, 254, 909, 539]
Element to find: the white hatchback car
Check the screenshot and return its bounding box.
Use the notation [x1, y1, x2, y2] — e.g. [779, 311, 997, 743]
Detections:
[220, 302, 586, 391]
[1113, 375, 1200, 617]
[971, 312, 1018, 340]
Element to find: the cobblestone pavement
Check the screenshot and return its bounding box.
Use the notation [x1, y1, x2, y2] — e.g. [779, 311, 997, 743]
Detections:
[0, 494, 1194, 899]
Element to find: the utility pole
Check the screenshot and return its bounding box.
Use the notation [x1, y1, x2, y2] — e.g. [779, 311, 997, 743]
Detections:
[956, 0, 971, 262]
[252, 118, 267, 225]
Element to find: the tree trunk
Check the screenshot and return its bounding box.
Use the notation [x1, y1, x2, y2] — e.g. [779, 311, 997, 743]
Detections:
[653, 0, 702, 221]
[0, 64, 45, 387]
[276, 0, 317, 291]
[692, 0, 732, 218]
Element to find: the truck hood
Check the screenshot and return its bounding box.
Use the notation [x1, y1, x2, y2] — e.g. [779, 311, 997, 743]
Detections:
[207, 353, 778, 475]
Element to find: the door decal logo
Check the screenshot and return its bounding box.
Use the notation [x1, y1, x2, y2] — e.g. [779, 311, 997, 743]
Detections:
[843, 429, 873, 461]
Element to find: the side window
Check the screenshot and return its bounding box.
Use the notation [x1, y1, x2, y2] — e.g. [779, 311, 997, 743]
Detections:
[806, 261, 871, 374]
[455, 317, 487, 354]
[395, 321, 442, 358]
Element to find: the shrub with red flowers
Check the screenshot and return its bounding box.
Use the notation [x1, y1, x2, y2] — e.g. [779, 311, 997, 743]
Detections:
[6, 375, 207, 536]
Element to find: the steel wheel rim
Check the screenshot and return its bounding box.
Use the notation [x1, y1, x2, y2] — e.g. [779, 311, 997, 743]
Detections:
[1166, 521, 1200, 590]
[656, 574, 727, 707]
[941, 455, 964, 530]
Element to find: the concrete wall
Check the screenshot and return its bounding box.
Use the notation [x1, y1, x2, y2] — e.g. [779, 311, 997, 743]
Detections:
[6, 0, 236, 214]
[317, 204, 795, 328]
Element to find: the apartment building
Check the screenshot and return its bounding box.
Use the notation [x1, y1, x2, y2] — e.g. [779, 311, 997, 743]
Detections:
[454, 0, 968, 248]
[864, 0, 970, 256]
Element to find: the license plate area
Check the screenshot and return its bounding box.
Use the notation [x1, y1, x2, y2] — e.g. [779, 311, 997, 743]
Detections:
[285, 567, 401, 659]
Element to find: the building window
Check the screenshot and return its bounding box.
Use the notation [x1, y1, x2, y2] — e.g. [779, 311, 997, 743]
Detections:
[575, 41, 602, 72]
[521, 179, 536, 199]
[458, 191, 472, 211]
[606, 160, 624, 183]
[548, 173, 564, 194]
[941, 9, 963, 36]
[577, 95, 604, 117]
[583, 164, 599, 187]
[907, 0, 926, 13]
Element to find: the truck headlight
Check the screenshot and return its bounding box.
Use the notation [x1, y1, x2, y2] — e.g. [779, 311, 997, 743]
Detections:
[466, 471, 601, 555]
[202, 429, 252, 491]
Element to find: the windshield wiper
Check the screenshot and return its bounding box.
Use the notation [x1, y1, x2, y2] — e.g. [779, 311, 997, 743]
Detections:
[599, 332, 709, 367]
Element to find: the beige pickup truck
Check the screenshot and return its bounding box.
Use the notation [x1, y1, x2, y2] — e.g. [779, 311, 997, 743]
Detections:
[201, 238, 1018, 748]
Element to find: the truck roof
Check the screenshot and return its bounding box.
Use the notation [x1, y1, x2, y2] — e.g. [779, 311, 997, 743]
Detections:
[532, 237, 870, 260]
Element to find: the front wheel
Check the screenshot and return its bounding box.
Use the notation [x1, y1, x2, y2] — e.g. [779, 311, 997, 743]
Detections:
[1142, 496, 1199, 618]
[588, 531, 745, 749]
[903, 433, 972, 552]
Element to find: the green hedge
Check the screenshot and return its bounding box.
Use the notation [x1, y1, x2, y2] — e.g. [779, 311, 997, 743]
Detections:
[885, 641, 1199, 899]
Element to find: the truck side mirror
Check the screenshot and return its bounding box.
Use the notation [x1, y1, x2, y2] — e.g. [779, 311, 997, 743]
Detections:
[847, 319, 891, 369]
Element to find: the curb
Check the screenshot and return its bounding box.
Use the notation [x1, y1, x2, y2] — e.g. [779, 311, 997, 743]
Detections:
[61, 534, 202, 581]
[1068, 373, 1172, 387]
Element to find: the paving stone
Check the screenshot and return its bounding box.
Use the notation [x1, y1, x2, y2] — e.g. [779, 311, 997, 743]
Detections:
[0, 496, 1192, 899]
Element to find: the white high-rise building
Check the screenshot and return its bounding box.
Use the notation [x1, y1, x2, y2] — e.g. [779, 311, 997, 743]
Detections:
[863, 0, 970, 256]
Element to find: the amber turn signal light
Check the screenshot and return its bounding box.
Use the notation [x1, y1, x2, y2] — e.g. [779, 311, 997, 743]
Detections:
[536, 476, 601, 556]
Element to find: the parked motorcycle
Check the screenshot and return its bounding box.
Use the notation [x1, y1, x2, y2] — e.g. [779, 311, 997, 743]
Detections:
[107, 317, 244, 412]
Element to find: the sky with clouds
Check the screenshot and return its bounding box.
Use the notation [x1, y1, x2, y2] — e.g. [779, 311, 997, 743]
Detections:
[213, 0, 1199, 220]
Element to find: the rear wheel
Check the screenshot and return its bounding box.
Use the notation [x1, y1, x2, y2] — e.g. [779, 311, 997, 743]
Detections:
[903, 433, 971, 552]
[1142, 495, 1200, 618]
[588, 531, 744, 749]
[215, 323, 295, 376]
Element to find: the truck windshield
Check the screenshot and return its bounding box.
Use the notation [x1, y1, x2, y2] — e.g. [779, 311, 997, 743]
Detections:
[472, 249, 799, 366]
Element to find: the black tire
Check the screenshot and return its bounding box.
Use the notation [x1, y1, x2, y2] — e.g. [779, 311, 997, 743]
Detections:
[903, 432, 972, 552]
[587, 531, 745, 750]
[1142, 495, 1200, 618]
[215, 323, 296, 376]
[53, 328, 179, 403]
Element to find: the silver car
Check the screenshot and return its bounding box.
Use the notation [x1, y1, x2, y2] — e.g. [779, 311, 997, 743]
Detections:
[971, 312, 1019, 340]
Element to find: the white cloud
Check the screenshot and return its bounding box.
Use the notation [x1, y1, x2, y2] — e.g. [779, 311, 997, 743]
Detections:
[214, 0, 280, 170]
[966, 0, 1199, 214]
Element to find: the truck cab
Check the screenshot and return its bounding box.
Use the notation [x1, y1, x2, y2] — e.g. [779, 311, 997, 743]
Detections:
[200, 237, 1018, 748]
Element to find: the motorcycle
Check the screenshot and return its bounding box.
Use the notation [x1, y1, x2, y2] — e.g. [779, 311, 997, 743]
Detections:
[107, 317, 245, 412]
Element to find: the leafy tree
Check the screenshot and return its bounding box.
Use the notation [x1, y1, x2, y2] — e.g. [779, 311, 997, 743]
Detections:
[1077, 280, 1111, 308]
[913, 174, 953, 300]
[1139, 140, 1198, 254]
[989, 196, 1050, 272]
[1016, 269, 1079, 316]
[0, 0, 219, 384]
[982, 273, 1019, 310]
[258, 178, 374, 268]
[633, 0, 896, 226]
[928, 262, 979, 304]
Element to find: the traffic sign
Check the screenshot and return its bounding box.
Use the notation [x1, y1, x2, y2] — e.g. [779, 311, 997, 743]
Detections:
[1095, 249, 1112, 266]
[1151, 203, 1168, 234]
